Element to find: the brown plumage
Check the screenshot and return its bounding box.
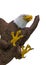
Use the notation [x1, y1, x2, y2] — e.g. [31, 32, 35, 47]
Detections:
[0, 15, 40, 65]
[0, 18, 8, 34]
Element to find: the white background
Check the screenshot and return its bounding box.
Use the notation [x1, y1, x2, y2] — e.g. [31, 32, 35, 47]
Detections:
[0, 0, 46, 65]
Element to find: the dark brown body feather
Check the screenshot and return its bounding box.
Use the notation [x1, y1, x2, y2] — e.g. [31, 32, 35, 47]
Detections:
[0, 15, 40, 65]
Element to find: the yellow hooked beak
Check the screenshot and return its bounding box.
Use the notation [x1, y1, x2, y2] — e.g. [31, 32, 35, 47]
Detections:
[23, 15, 33, 22]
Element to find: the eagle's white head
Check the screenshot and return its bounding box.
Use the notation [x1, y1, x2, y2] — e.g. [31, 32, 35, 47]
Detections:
[14, 14, 33, 28]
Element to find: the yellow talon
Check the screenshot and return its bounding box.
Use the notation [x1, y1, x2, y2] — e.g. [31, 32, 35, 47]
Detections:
[16, 30, 22, 37]
[16, 30, 21, 34]
[11, 32, 14, 38]
[21, 44, 33, 58]
[13, 42, 16, 46]
[10, 30, 24, 46]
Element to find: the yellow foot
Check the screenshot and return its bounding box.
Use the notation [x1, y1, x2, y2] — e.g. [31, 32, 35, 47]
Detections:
[10, 30, 24, 46]
[21, 44, 34, 58]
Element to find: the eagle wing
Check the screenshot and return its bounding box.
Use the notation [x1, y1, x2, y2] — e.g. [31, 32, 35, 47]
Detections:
[0, 18, 8, 34]
[18, 15, 40, 46]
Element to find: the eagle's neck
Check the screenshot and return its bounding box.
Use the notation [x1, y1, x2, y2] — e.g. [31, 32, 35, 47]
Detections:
[14, 18, 27, 28]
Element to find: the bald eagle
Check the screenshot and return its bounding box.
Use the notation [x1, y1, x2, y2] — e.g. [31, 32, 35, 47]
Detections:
[0, 15, 40, 65]
[2, 14, 39, 46]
